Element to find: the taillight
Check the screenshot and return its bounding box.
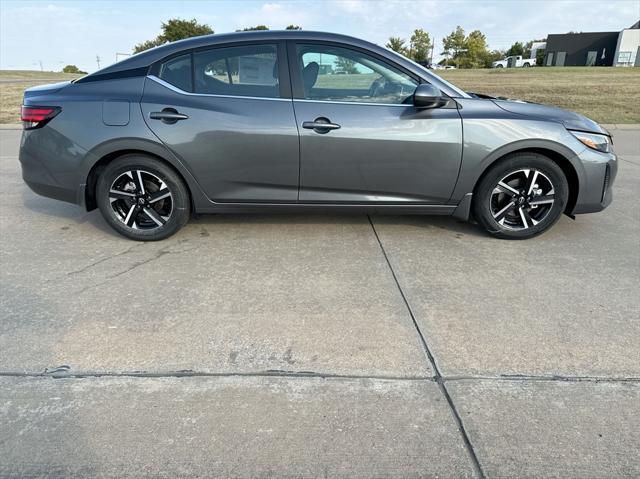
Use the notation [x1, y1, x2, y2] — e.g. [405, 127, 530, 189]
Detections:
[20, 106, 61, 130]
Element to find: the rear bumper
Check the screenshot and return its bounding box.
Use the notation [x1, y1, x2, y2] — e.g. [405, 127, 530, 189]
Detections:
[571, 148, 618, 215]
[19, 131, 83, 206]
[18, 125, 86, 205]
[23, 179, 78, 204]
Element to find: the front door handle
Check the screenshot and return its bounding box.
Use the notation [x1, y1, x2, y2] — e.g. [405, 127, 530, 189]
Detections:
[302, 117, 341, 134]
[150, 108, 189, 124]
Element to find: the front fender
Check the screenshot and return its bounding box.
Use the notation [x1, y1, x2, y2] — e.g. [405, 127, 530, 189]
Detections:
[450, 113, 588, 203]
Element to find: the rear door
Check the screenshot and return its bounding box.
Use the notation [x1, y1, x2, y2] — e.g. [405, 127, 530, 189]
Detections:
[289, 41, 462, 204]
[141, 42, 299, 202]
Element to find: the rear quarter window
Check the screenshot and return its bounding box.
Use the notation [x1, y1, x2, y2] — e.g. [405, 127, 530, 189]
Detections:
[193, 44, 279, 98]
[159, 54, 192, 92]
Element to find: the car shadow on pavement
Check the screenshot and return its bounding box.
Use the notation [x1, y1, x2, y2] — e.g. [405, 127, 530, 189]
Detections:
[21, 189, 486, 240]
[21, 190, 120, 237]
[189, 213, 487, 238]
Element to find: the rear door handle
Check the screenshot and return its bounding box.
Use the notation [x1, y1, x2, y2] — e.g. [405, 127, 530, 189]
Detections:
[150, 108, 188, 124]
[302, 117, 341, 134]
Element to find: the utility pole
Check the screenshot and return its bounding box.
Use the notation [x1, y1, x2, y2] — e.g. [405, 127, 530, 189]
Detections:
[96, 55, 101, 69]
[38, 60, 43, 72]
[115, 52, 132, 62]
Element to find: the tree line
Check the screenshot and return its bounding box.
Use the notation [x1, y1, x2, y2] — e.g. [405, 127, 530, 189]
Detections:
[128, 19, 544, 69]
[132, 19, 301, 54]
[387, 26, 545, 68]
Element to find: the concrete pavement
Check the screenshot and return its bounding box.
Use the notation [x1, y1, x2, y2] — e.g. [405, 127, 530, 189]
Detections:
[1, 127, 639, 477]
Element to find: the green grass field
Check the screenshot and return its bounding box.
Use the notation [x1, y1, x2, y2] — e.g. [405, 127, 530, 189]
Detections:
[1, 67, 638, 124]
[438, 67, 639, 124]
[0, 70, 81, 124]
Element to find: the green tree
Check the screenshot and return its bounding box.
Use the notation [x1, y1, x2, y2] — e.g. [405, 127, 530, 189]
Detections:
[506, 41, 525, 57]
[62, 64, 86, 74]
[409, 28, 431, 62]
[286, 25, 302, 30]
[134, 18, 213, 53]
[487, 49, 506, 66]
[442, 26, 467, 68]
[239, 25, 269, 31]
[134, 39, 164, 53]
[463, 30, 490, 68]
[386, 37, 407, 55]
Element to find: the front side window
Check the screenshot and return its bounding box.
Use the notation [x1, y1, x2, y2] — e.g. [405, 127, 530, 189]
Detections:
[193, 44, 279, 98]
[159, 54, 192, 92]
[296, 44, 417, 104]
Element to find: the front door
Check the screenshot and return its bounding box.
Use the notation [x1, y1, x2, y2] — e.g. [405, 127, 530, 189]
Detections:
[289, 42, 462, 204]
[141, 42, 299, 202]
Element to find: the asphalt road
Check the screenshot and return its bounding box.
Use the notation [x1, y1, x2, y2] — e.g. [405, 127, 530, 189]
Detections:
[1, 128, 639, 478]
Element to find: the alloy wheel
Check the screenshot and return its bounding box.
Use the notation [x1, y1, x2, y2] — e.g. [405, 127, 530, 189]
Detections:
[490, 169, 555, 230]
[108, 169, 173, 230]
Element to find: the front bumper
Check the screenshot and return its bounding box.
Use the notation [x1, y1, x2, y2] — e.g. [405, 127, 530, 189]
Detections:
[571, 147, 617, 215]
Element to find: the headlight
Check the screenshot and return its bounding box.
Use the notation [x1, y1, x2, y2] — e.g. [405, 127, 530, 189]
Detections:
[570, 131, 612, 153]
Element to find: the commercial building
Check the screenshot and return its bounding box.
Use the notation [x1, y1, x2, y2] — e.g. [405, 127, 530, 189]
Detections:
[614, 22, 640, 66]
[544, 21, 639, 66]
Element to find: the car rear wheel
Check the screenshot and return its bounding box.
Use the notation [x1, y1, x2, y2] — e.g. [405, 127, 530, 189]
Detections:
[96, 154, 190, 241]
[473, 153, 568, 239]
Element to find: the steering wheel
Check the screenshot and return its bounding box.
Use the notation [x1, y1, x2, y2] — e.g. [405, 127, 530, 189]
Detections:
[368, 76, 387, 97]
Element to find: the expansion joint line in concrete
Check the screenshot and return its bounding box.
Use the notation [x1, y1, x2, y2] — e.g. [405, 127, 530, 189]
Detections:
[367, 214, 486, 479]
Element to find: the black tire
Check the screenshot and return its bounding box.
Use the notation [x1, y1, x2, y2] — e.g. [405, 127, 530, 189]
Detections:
[96, 154, 190, 241]
[473, 153, 568, 239]
[522, 63, 530, 68]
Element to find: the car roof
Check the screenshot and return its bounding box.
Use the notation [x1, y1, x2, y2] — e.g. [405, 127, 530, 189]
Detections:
[86, 30, 469, 98]
[95, 31, 378, 74]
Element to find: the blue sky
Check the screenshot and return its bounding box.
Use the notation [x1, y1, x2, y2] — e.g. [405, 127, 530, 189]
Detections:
[1, 0, 638, 72]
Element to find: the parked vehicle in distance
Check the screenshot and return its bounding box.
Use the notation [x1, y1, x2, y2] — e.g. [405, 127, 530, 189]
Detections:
[431, 64, 456, 70]
[492, 55, 536, 68]
[20, 31, 616, 241]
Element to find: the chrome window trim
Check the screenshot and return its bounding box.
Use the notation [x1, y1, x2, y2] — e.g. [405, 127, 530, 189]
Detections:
[147, 75, 290, 102]
[294, 98, 413, 108]
[149, 75, 415, 107]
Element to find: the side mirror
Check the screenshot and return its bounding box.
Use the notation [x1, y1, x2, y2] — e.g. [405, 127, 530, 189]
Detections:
[413, 83, 445, 109]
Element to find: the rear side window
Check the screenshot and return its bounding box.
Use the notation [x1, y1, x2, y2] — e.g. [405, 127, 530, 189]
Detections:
[193, 44, 279, 98]
[159, 54, 192, 92]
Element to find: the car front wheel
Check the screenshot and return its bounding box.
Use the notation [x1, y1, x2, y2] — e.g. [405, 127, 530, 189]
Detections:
[96, 154, 190, 241]
[473, 153, 569, 239]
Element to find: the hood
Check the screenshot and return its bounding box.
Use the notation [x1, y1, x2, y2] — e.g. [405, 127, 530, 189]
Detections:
[492, 99, 609, 136]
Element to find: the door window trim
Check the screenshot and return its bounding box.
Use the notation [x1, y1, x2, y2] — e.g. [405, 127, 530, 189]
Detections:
[287, 40, 436, 105]
[149, 40, 292, 99]
[146, 75, 291, 102]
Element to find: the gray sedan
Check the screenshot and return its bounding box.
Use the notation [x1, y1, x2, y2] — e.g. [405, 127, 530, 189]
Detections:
[19, 30, 616, 240]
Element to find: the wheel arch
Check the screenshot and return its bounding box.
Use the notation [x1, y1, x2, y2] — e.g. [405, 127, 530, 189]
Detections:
[83, 140, 207, 212]
[471, 145, 580, 216]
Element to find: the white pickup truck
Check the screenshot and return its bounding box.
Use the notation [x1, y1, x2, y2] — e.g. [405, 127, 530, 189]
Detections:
[492, 56, 536, 68]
